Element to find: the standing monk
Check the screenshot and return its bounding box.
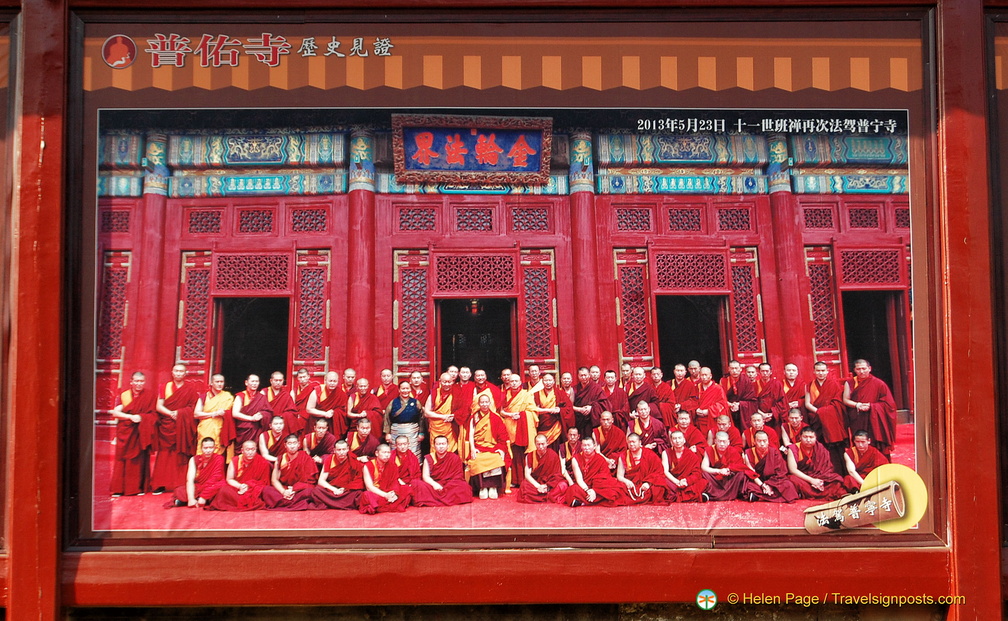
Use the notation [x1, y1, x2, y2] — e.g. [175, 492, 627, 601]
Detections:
[412, 435, 473, 506]
[347, 377, 384, 440]
[694, 367, 728, 437]
[842, 359, 898, 458]
[805, 362, 846, 461]
[110, 372, 158, 496]
[167, 437, 225, 508]
[780, 364, 805, 424]
[290, 368, 319, 438]
[212, 440, 271, 512]
[573, 367, 607, 438]
[624, 367, 659, 422]
[500, 374, 537, 487]
[194, 374, 234, 456]
[532, 373, 569, 448]
[306, 371, 345, 438]
[424, 373, 460, 453]
[232, 374, 272, 455]
[669, 364, 698, 423]
[649, 367, 678, 428]
[151, 364, 200, 494]
[517, 434, 569, 504]
[371, 369, 397, 410]
[262, 371, 298, 441]
[599, 370, 631, 430]
[754, 363, 785, 431]
[721, 360, 758, 431]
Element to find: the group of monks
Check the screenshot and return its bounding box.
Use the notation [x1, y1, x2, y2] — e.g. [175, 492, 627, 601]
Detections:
[107, 356, 898, 511]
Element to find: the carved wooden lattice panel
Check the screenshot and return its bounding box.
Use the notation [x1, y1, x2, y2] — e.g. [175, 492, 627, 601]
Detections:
[894, 207, 910, 229]
[728, 247, 765, 359]
[519, 249, 558, 367]
[294, 250, 330, 364]
[434, 254, 516, 294]
[511, 207, 550, 232]
[399, 207, 437, 231]
[804, 246, 842, 368]
[616, 207, 653, 232]
[100, 209, 131, 233]
[717, 207, 752, 231]
[848, 207, 880, 229]
[95, 251, 132, 412]
[215, 254, 290, 292]
[395, 251, 431, 374]
[456, 207, 493, 232]
[667, 208, 702, 232]
[803, 207, 835, 230]
[179, 251, 213, 364]
[615, 249, 652, 360]
[187, 209, 222, 234]
[238, 208, 275, 233]
[291, 208, 328, 233]
[653, 252, 729, 291]
[838, 249, 903, 286]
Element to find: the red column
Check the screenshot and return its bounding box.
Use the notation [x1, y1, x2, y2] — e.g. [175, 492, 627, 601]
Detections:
[345, 129, 376, 378]
[568, 131, 602, 365]
[765, 135, 814, 373]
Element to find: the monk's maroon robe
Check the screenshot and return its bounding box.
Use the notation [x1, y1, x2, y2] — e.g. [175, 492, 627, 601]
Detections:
[262, 451, 317, 510]
[745, 446, 798, 503]
[311, 452, 364, 510]
[259, 429, 286, 458]
[845, 375, 898, 456]
[151, 379, 200, 491]
[807, 377, 846, 444]
[650, 380, 679, 428]
[843, 444, 889, 492]
[359, 458, 413, 514]
[263, 385, 300, 440]
[630, 416, 669, 456]
[620, 448, 669, 504]
[573, 380, 607, 437]
[624, 382, 659, 420]
[662, 448, 708, 503]
[170, 453, 225, 506]
[754, 377, 785, 429]
[212, 453, 272, 511]
[234, 389, 273, 448]
[702, 445, 758, 501]
[564, 451, 629, 506]
[721, 374, 758, 431]
[312, 385, 348, 438]
[675, 423, 709, 455]
[291, 380, 320, 438]
[592, 425, 628, 470]
[394, 448, 422, 485]
[741, 425, 778, 450]
[346, 431, 378, 461]
[516, 448, 569, 504]
[347, 391, 385, 440]
[599, 384, 631, 430]
[670, 377, 698, 420]
[110, 387, 158, 496]
[694, 381, 729, 437]
[412, 451, 473, 506]
[788, 442, 846, 500]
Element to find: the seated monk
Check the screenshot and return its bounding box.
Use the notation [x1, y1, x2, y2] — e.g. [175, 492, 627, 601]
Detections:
[310, 439, 364, 510]
[662, 430, 708, 503]
[212, 440, 272, 512]
[780, 408, 809, 451]
[517, 433, 569, 504]
[629, 401, 669, 456]
[616, 433, 669, 504]
[261, 434, 317, 510]
[564, 436, 629, 507]
[359, 443, 413, 514]
[743, 429, 798, 503]
[346, 418, 380, 463]
[742, 412, 779, 450]
[843, 430, 890, 492]
[303, 418, 337, 480]
[392, 434, 421, 486]
[167, 437, 225, 508]
[707, 414, 742, 449]
[258, 415, 287, 462]
[701, 431, 759, 501]
[467, 394, 510, 499]
[593, 410, 628, 473]
[673, 410, 708, 454]
[787, 428, 847, 500]
[412, 435, 473, 507]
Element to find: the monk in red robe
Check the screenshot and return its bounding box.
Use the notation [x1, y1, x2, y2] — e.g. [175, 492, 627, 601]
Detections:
[303, 418, 338, 478]
[787, 428, 847, 500]
[425, 373, 461, 454]
[673, 410, 708, 455]
[501, 374, 537, 488]
[110, 372, 158, 496]
[343, 417, 379, 462]
[167, 437, 225, 508]
[629, 401, 669, 456]
[754, 363, 785, 430]
[306, 371, 347, 438]
[371, 368, 398, 410]
[212, 440, 271, 511]
[694, 367, 728, 437]
[310, 439, 364, 510]
[195, 375, 235, 456]
[262, 434, 318, 510]
[151, 364, 200, 493]
[467, 395, 511, 499]
[743, 429, 798, 503]
[258, 415, 287, 462]
[262, 371, 299, 441]
[573, 367, 607, 438]
[452, 367, 476, 415]
[843, 359, 898, 458]
[470, 369, 504, 414]
[707, 414, 743, 449]
[517, 434, 569, 503]
[412, 435, 473, 506]
[701, 431, 759, 501]
[347, 378, 385, 440]
[359, 443, 413, 514]
[781, 408, 810, 450]
[559, 427, 583, 487]
[532, 373, 570, 448]
[599, 370, 631, 430]
[232, 374, 272, 453]
[392, 435, 421, 486]
[669, 364, 698, 422]
[290, 368, 320, 438]
[806, 362, 850, 471]
[721, 360, 758, 431]
[624, 367, 659, 426]
[408, 370, 429, 407]
[564, 436, 629, 507]
[742, 412, 779, 449]
[780, 364, 805, 421]
[662, 430, 708, 503]
[616, 433, 669, 504]
[649, 367, 679, 428]
[843, 431, 890, 492]
[593, 410, 628, 473]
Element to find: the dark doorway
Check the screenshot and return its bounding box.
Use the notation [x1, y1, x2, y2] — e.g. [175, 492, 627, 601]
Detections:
[841, 290, 909, 408]
[438, 298, 515, 381]
[214, 297, 290, 394]
[655, 295, 728, 379]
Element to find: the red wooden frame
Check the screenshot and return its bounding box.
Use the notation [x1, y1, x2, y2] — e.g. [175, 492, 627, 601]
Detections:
[3, 2, 1000, 620]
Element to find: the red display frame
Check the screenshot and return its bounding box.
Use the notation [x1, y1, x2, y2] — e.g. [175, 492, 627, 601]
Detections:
[1, 1, 1000, 620]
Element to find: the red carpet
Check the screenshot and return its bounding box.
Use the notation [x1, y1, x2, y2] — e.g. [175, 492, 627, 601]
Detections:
[91, 423, 915, 534]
